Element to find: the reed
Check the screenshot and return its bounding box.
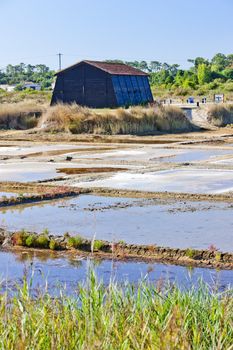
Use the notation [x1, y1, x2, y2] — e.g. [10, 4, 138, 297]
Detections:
[0, 272, 232, 349]
[0, 101, 44, 129]
[207, 104, 233, 126]
[40, 103, 193, 135]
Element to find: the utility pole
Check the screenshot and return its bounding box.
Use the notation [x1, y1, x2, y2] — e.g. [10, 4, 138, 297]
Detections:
[57, 53, 63, 70]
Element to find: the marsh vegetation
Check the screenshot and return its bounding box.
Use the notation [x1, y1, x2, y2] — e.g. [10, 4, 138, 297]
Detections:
[41, 104, 194, 134]
[0, 273, 232, 349]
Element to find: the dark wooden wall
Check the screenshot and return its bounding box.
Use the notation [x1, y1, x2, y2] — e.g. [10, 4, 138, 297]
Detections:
[51, 63, 117, 108]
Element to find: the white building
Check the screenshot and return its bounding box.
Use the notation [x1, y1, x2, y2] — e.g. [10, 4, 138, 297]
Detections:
[0, 84, 16, 92]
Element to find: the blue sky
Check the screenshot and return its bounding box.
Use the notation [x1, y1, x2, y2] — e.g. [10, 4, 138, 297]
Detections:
[1, 0, 232, 71]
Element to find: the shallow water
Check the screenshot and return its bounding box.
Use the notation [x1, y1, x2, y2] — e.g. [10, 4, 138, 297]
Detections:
[1, 195, 233, 252]
[74, 147, 233, 164]
[0, 144, 97, 156]
[158, 149, 233, 163]
[0, 250, 232, 294]
[75, 148, 184, 162]
[77, 169, 233, 194]
[0, 162, 62, 182]
[0, 191, 19, 199]
[213, 157, 233, 165]
[0, 161, 129, 182]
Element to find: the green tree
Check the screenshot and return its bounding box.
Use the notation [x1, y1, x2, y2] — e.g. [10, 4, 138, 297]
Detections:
[139, 61, 149, 72]
[188, 57, 209, 71]
[223, 68, 233, 80]
[211, 53, 228, 71]
[227, 54, 233, 67]
[150, 61, 161, 72]
[197, 63, 212, 85]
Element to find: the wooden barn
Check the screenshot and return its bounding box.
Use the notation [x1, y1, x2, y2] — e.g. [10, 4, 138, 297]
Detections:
[51, 60, 153, 108]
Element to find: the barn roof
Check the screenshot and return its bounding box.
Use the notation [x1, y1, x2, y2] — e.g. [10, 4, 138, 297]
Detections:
[55, 60, 148, 76]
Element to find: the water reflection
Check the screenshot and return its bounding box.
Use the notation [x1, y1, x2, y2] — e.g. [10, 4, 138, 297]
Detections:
[1, 195, 233, 252]
[0, 250, 232, 295]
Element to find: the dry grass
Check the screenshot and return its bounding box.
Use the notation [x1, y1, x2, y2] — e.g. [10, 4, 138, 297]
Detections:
[207, 104, 233, 126]
[40, 103, 194, 135]
[0, 101, 45, 129]
[0, 89, 51, 104]
[0, 102, 194, 134]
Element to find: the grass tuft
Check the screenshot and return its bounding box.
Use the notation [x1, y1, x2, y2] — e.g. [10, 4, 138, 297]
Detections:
[185, 248, 196, 259]
[93, 240, 105, 251]
[35, 235, 50, 249]
[25, 234, 36, 248]
[67, 235, 84, 249]
[49, 239, 59, 250]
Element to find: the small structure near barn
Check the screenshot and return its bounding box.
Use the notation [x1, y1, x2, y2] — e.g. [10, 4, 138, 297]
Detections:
[0, 82, 41, 92]
[51, 60, 153, 108]
[23, 82, 41, 91]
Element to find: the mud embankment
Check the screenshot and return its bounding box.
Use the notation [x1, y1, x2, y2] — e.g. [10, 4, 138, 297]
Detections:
[0, 230, 232, 270]
[1, 181, 233, 207]
[87, 187, 233, 202]
[0, 185, 89, 208]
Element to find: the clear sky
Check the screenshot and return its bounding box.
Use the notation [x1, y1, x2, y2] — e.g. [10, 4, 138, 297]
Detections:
[1, 0, 232, 71]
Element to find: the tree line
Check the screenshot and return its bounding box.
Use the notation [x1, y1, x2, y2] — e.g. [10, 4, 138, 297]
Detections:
[0, 63, 54, 90]
[107, 53, 233, 92]
[1, 53, 233, 92]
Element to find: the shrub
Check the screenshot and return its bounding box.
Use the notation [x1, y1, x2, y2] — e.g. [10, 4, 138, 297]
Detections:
[35, 235, 50, 249]
[67, 236, 83, 249]
[207, 104, 233, 126]
[224, 82, 233, 92]
[0, 102, 44, 130]
[25, 234, 36, 248]
[93, 240, 104, 251]
[12, 230, 27, 246]
[49, 239, 59, 251]
[118, 240, 125, 245]
[185, 248, 195, 259]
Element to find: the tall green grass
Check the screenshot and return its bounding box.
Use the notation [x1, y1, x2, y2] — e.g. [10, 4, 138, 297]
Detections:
[0, 272, 232, 349]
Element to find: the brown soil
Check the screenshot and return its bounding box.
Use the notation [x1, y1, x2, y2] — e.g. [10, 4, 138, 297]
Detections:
[57, 167, 127, 175]
[0, 182, 70, 193]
